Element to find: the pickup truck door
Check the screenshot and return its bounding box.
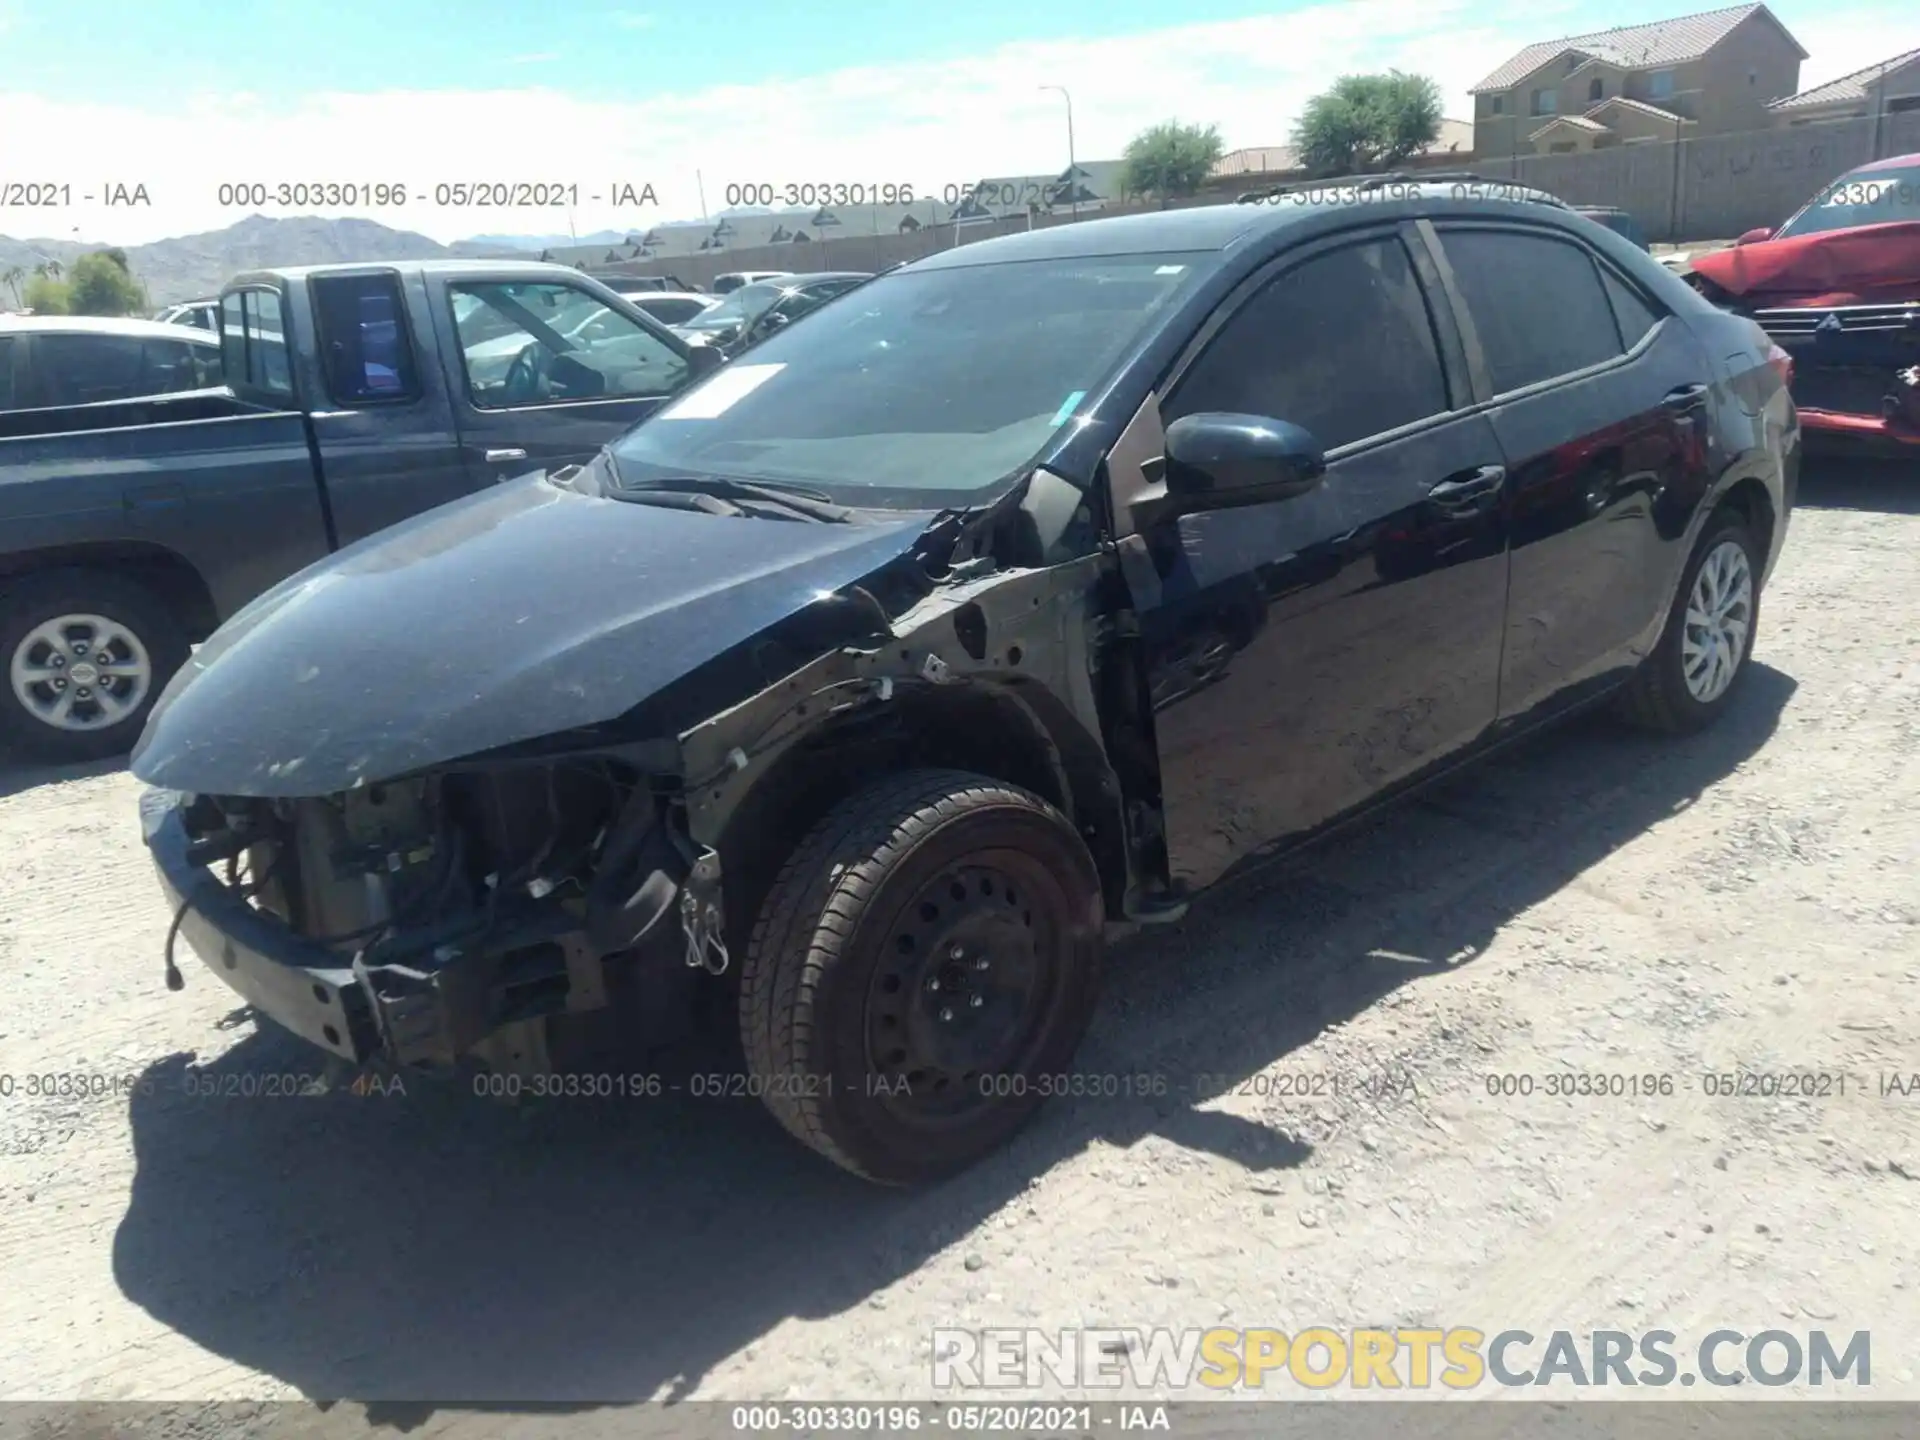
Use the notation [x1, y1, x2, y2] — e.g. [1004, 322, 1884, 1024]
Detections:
[297, 271, 479, 548]
[431, 277, 694, 490]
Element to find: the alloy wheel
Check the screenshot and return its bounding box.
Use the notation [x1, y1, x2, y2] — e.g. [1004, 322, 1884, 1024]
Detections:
[1681, 539, 1753, 704]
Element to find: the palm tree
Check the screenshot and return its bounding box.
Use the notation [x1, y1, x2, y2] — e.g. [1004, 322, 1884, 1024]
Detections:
[2, 266, 23, 306]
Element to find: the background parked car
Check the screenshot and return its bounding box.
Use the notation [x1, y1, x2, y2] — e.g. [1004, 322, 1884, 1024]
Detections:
[153, 298, 220, 332]
[0, 261, 718, 760]
[710, 270, 793, 295]
[1687, 151, 1920, 451]
[1574, 206, 1650, 250]
[675, 272, 872, 354]
[621, 291, 721, 328]
[0, 315, 221, 412]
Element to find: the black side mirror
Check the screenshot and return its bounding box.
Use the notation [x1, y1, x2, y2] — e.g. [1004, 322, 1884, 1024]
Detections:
[1131, 412, 1326, 528]
[685, 343, 726, 378]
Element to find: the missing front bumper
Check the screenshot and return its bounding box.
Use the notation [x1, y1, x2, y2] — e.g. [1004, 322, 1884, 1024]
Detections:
[138, 787, 619, 1069]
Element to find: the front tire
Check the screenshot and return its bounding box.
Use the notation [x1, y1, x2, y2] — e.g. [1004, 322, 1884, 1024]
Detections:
[0, 570, 188, 763]
[739, 768, 1104, 1185]
[1614, 511, 1761, 734]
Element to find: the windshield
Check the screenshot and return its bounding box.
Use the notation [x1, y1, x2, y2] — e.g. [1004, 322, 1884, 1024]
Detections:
[1777, 163, 1920, 239]
[610, 251, 1216, 508]
[685, 282, 786, 330]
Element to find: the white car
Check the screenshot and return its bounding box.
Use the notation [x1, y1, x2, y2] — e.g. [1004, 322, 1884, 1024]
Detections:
[0, 314, 222, 411]
[710, 270, 792, 295]
[153, 299, 219, 333]
[619, 291, 721, 327]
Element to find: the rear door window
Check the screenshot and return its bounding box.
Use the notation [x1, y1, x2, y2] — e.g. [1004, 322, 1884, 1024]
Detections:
[1437, 228, 1623, 394]
[0, 336, 15, 409]
[32, 334, 151, 406]
[312, 272, 420, 404]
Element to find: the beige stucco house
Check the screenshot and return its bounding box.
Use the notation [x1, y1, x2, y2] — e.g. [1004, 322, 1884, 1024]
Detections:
[1470, 3, 1807, 157]
[1767, 47, 1920, 126]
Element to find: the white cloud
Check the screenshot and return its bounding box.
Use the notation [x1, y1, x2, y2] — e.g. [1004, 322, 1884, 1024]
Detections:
[4, 0, 1912, 245]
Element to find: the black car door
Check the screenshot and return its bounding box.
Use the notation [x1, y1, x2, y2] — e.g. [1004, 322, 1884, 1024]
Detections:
[439, 278, 693, 492]
[1130, 224, 1512, 894]
[1423, 221, 1718, 724]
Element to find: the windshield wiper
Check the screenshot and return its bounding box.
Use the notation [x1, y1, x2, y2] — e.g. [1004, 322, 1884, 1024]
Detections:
[617, 474, 858, 524]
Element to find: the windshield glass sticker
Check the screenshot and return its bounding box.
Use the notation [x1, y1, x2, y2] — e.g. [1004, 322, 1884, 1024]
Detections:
[1051, 390, 1087, 427]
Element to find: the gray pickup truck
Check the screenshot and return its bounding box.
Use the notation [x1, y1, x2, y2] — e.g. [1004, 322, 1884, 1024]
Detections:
[0, 260, 720, 761]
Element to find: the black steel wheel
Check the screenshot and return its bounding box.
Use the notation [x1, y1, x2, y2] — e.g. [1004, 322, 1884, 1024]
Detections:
[739, 768, 1104, 1185]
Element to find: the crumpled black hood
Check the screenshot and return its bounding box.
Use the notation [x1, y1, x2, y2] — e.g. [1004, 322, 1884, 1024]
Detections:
[131, 476, 931, 796]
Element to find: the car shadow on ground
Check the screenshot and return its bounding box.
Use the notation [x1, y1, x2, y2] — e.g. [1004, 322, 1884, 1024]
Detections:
[1795, 453, 1920, 514]
[107, 662, 1794, 1416]
[0, 751, 123, 800]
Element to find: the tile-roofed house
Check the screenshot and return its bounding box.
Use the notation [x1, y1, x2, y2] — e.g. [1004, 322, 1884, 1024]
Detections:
[1470, 3, 1807, 157]
[1768, 47, 1920, 124]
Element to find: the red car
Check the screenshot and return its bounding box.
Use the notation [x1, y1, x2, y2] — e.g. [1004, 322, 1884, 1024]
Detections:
[1688, 153, 1920, 451]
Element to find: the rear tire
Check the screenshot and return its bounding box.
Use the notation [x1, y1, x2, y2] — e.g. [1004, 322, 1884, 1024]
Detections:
[739, 768, 1104, 1185]
[1614, 511, 1761, 735]
[0, 570, 188, 763]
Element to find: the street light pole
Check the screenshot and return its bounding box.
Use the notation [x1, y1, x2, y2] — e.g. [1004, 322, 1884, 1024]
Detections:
[1040, 85, 1077, 216]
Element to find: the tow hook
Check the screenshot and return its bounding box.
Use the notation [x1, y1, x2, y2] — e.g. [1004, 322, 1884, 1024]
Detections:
[680, 846, 730, 975]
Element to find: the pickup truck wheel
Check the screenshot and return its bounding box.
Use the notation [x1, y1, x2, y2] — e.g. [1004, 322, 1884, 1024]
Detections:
[0, 572, 188, 762]
[739, 768, 1104, 1185]
[1614, 512, 1760, 735]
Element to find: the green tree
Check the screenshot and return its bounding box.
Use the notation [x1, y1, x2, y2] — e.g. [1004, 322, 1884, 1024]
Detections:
[1, 266, 24, 307]
[64, 251, 149, 316]
[1291, 71, 1443, 177]
[1118, 120, 1225, 207]
[23, 273, 70, 314]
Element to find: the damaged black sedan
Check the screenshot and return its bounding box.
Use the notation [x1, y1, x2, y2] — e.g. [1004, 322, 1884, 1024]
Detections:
[133, 184, 1795, 1183]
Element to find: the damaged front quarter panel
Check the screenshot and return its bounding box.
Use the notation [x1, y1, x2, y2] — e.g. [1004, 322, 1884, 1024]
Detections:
[671, 543, 1156, 950]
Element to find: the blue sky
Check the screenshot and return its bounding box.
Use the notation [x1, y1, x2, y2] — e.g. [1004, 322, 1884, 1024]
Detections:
[1, 0, 1914, 243]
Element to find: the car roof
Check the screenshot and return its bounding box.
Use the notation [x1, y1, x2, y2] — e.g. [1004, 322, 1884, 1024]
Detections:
[1851, 151, 1920, 174]
[227, 259, 605, 288]
[901, 180, 1572, 271]
[0, 314, 221, 342]
[774, 272, 873, 286]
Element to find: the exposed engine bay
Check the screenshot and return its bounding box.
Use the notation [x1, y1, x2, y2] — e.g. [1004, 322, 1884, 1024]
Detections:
[166, 758, 691, 1073]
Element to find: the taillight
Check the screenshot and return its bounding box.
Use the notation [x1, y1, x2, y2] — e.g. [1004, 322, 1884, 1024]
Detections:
[1766, 342, 1794, 390]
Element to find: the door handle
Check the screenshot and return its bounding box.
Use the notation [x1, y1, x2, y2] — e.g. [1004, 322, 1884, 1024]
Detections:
[485, 448, 528, 463]
[1663, 383, 1710, 413]
[1426, 464, 1506, 507]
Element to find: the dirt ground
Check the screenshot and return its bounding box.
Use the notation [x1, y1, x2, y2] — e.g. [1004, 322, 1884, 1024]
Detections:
[0, 456, 1916, 1427]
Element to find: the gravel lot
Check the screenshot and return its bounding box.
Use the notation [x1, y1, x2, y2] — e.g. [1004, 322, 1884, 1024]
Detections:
[0, 456, 1915, 1426]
